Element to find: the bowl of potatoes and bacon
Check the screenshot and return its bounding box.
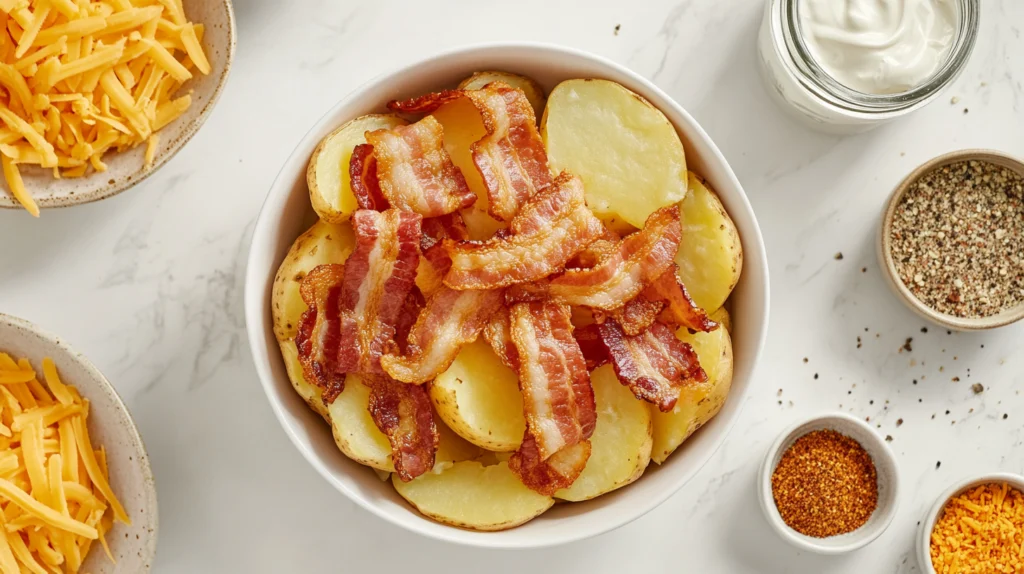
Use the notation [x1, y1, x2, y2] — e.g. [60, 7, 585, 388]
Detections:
[245, 44, 768, 548]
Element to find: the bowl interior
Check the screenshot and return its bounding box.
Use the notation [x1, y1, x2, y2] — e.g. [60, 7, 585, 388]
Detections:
[878, 149, 1024, 331]
[760, 414, 899, 553]
[245, 43, 769, 548]
[917, 473, 1024, 574]
[0, 0, 235, 211]
[0, 314, 157, 572]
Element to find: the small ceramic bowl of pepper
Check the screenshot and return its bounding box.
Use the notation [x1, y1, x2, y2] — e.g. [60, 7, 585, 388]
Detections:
[757, 412, 900, 554]
[878, 149, 1024, 331]
[916, 473, 1024, 573]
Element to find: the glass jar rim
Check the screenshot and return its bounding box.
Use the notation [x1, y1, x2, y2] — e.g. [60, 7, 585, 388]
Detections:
[780, 0, 980, 113]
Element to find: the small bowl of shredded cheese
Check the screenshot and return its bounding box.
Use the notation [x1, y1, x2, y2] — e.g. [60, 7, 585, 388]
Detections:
[918, 473, 1024, 574]
[0, 312, 156, 572]
[0, 0, 235, 217]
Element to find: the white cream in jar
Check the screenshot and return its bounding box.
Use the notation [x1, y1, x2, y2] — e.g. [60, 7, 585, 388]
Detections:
[798, 0, 958, 94]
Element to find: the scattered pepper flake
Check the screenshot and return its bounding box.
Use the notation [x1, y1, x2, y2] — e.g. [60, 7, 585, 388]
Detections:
[834, 252, 844, 260]
[972, 383, 984, 394]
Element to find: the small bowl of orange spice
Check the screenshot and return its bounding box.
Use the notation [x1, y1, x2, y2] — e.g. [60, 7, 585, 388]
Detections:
[757, 412, 900, 554]
[918, 473, 1024, 573]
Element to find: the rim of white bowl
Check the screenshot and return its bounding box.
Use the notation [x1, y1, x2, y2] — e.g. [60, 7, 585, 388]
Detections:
[916, 472, 1024, 573]
[757, 412, 900, 555]
[245, 41, 770, 548]
[0, 312, 158, 569]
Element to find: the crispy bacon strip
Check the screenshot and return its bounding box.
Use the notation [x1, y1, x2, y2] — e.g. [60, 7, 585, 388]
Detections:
[380, 287, 504, 383]
[365, 375, 438, 482]
[389, 82, 552, 221]
[392, 287, 425, 356]
[506, 205, 681, 309]
[349, 143, 388, 211]
[483, 307, 519, 371]
[572, 323, 608, 371]
[597, 320, 707, 412]
[336, 209, 422, 374]
[510, 302, 596, 460]
[646, 268, 718, 332]
[604, 297, 665, 337]
[444, 173, 604, 290]
[508, 434, 591, 496]
[295, 264, 347, 403]
[365, 116, 476, 217]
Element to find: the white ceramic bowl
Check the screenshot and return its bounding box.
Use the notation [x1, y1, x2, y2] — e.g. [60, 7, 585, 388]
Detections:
[758, 412, 900, 554]
[0, 0, 235, 212]
[0, 313, 157, 572]
[916, 472, 1024, 573]
[245, 43, 770, 548]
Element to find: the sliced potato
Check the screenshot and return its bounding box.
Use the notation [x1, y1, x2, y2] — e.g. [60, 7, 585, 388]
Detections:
[429, 98, 505, 240]
[271, 220, 356, 342]
[458, 71, 546, 118]
[392, 461, 553, 531]
[307, 114, 408, 223]
[326, 374, 395, 471]
[650, 310, 735, 464]
[542, 79, 687, 229]
[555, 365, 652, 501]
[710, 305, 732, 333]
[675, 173, 743, 313]
[429, 339, 525, 451]
[279, 339, 330, 420]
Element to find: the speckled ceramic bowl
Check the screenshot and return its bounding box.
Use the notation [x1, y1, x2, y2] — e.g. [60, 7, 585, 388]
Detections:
[878, 149, 1024, 331]
[0, 313, 157, 572]
[0, 0, 235, 213]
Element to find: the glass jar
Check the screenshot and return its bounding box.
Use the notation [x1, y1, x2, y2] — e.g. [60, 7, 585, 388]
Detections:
[757, 0, 980, 134]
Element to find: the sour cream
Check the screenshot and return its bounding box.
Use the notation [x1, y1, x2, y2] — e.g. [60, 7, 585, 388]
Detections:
[797, 0, 958, 95]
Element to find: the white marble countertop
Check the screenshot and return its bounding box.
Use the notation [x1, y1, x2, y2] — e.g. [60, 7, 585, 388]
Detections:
[2, 0, 1023, 571]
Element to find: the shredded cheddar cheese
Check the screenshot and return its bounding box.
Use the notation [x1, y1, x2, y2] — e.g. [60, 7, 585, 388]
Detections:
[0, 0, 210, 216]
[0, 352, 128, 573]
[930, 482, 1024, 573]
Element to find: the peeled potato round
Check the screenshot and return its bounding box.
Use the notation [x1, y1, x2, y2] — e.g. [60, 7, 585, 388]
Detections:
[271, 220, 355, 342]
[542, 78, 688, 229]
[392, 461, 553, 531]
[458, 70, 547, 118]
[307, 114, 407, 223]
[675, 173, 743, 313]
[650, 310, 735, 464]
[428, 339, 525, 452]
[555, 365, 652, 502]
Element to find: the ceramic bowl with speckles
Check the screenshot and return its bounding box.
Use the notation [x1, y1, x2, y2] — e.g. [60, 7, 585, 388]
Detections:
[0, 0, 236, 213]
[0, 313, 157, 572]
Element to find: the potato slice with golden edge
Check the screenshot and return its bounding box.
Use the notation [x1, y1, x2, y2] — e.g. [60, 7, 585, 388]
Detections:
[429, 339, 525, 451]
[555, 365, 652, 501]
[650, 310, 734, 464]
[326, 374, 395, 471]
[458, 71, 547, 118]
[271, 220, 356, 342]
[307, 114, 408, 223]
[393, 461, 553, 531]
[429, 99, 505, 240]
[675, 173, 743, 313]
[710, 305, 732, 333]
[279, 339, 330, 420]
[542, 79, 687, 229]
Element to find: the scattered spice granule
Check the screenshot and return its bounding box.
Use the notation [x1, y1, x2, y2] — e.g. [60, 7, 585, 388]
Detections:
[613, 23, 621, 35]
[862, 267, 867, 273]
[885, 435, 893, 442]
[951, 96, 960, 104]
[963, 107, 969, 114]
[890, 160, 1024, 318]
[972, 383, 985, 394]
[903, 338, 914, 352]
[814, 373, 819, 380]
[896, 418, 904, 427]
[937, 461, 942, 469]
[922, 327, 929, 333]
[835, 252, 844, 260]
[771, 430, 878, 538]
[930, 482, 1024, 574]
[952, 376, 960, 382]
[803, 357, 809, 363]
[1004, 414, 1009, 420]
